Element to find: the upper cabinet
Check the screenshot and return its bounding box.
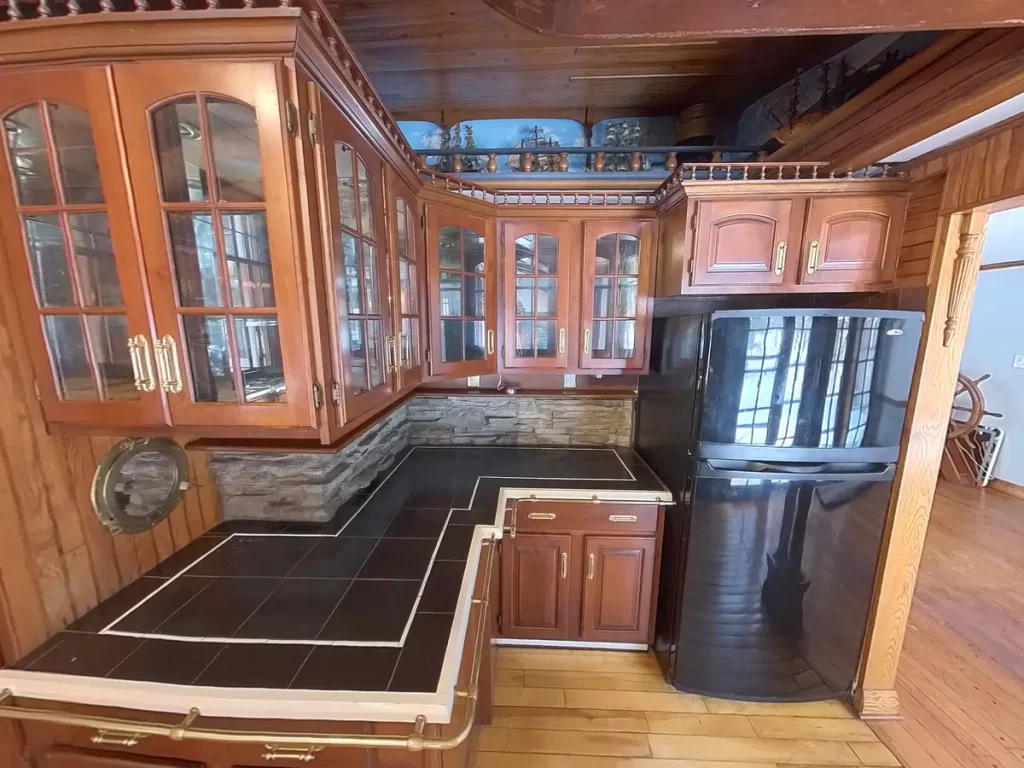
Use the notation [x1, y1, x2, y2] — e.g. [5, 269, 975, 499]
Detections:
[115, 61, 313, 430]
[691, 199, 794, 287]
[501, 220, 574, 370]
[798, 196, 904, 285]
[389, 172, 426, 393]
[0, 69, 167, 430]
[580, 220, 654, 372]
[425, 204, 497, 378]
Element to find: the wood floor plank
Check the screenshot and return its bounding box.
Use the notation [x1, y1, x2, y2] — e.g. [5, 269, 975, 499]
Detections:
[564, 690, 708, 714]
[704, 700, 857, 719]
[497, 649, 661, 674]
[526, 669, 676, 692]
[493, 707, 650, 733]
[478, 727, 651, 757]
[493, 687, 565, 708]
[474, 755, 775, 768]
[494, 668, 524, 687]
[645, 713, 757, 737]
[747, 716, 878, 742]
[647, 735, 861, 764]
[847, 742, 902, 767]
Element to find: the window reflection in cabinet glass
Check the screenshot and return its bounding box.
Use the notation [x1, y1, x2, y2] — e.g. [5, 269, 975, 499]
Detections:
[437, 225, 487, 364]
[464, 275, 485, 317]
[440, 272, 462, 317]
[536, 277, 557, 317]
[4, 105, 56, 206]
[465, 320, 486, 361]
[347, 318, 385, 394]
[511, 232, 560, 361]
[167, 211, 222, 307]
[335, 146, 358, 230]
[515, 234, 535, 274]
[182, 315, 236, 403]
[342, 232, 361, 314]
[234, 316, 285, 403]
[363, 242, 379, 315]
[357, 159, 374, 239]
[23, 214, 74, 307]
[43, 315, 97, 400]
[223, 212, 274, 308]
[153, 100, 208, 203]
[591, 234, 640, 360]
[439, 225, 461, 270]
[85, 314, 136, 401]
[395, 198, 421, 373]
[367, 319, 384, 388]
[207, 98, 263, 203]
[69, 213, 122, 307]
[48, 104, 103, 205]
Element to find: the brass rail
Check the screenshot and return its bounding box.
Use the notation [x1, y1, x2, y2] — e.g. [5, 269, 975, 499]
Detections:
[0, 536, 497, 757]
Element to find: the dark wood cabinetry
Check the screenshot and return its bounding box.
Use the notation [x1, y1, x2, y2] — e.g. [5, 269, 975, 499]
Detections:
[499, 501, 662, 645]
[691, 199, 794, 287]
[799, 195, 904, 285]
[501, 533, 572, 640]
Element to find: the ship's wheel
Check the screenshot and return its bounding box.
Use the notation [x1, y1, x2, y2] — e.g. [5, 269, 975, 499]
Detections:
[948, 373, 987, 440]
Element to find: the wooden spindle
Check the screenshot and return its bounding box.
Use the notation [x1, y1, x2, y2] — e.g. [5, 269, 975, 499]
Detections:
[309, 10, 321, 34]
[522, 153, 534, 173]
[99, 0, 114, 12]
[629, 152, 641, 172]
[279, 0, 292, 6]
[452, 154, 463, 173]
[558, 152, 569, 172]
[135, 0, 150, 8]
[664, 152, 678, 172]
[594, 152, 605, 172]
[487, 154, 498, 173]
[206, 0, 220, 9]
[67, 0, 81, 13]
[6, 0, 23, 19]
[37, 0, 52, 16]
[328, 38, 339, 59]
[742, 165, 750, 180]
[171, 0, 184, 9]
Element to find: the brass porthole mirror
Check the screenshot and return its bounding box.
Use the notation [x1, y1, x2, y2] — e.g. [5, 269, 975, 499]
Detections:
[91, 438, 191, 534]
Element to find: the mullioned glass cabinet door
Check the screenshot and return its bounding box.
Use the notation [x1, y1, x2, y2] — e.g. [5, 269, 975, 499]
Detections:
[113, 61, 315, 431]
[0, 69, 166, 429]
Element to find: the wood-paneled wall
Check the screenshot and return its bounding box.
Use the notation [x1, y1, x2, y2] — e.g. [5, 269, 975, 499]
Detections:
[895, 174, 945, 284]
[0, 274, 220, 666]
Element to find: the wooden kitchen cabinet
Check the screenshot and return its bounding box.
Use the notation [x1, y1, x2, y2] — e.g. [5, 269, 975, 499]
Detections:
[389, 171, 427, 393]
[798, 195, 905, 285]
[691, 199, 794, 287]
[500, 533, 572, 641]
[501, 220, 575, 370]
[42, 747, 202, 768]
[579, 220, 655, 372]
[425, 204, 497, 378]
[581, 535, 656, 644]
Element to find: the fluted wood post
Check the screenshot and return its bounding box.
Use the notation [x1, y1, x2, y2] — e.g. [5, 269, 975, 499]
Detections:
[67, 0, 82, 13]
[665, 152, 678, 172]
[629, 152, 641, 172]
[487, 154, 498, 173]
[594, 152, 605, 172]
[38, 0, 52, 16]
[7, 0, 24, 19]
[522, 153, 534, 173]
[557, 153, 569, 172]
[134, 0, 150, 9]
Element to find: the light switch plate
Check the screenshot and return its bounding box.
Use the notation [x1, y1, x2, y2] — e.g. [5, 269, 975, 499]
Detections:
[564, 374, 577, 389]
[1013, 355, 1024, 369]
[467, 375, 481, 387]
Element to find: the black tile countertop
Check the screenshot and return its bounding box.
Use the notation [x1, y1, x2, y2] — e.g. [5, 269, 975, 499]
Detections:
[0, 446, 668, 722]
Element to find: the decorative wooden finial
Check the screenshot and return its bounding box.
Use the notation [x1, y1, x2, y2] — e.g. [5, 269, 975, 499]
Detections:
[452, 154, 463, 173]
[944, 219, 985, 347]
[99, 0, 114, 12]
[309, 10, 321, 33]
[7, 0, 24, 18]
[134, 0, 150, 9]
[38, 0, 52, 16]
[522, 153, 534, 173]
[558, 152, 569, 172]
[328, 38, 339, 59]
[67, 0, 81, 13]
[664, 152, 678, 172]
[279, 0, 292, 8]
[487, 154, 498, 173]
[242, 0, 254, 7]
[593, 152, 605, 172]
[629, 152, 641, 172]
[206, 0, 220, 9]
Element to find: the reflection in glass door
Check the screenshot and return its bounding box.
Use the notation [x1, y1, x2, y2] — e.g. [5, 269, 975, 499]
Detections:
[150, 96, 285, 405]
[394, 195, 423, 388]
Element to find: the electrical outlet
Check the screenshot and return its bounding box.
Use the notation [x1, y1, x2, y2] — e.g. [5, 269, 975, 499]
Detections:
[1013, 355, 1024, 370]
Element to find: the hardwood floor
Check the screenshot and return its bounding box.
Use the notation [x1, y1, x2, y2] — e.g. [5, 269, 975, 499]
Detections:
[476, 647, 899, 766]
[870, 481, 1024, 768]
[475, 481, 1024, 768]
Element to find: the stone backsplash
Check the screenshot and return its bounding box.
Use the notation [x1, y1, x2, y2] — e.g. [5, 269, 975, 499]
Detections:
[209, 394, 633, 521]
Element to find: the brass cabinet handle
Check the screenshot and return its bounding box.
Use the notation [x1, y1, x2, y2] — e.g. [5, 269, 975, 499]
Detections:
[127, 334, 155, 393]
[583, 328, 591, 355]
[775, 241, 787, 275]
[558, 327, 566, 354]
[587, 553, 595, 580]
[91, 731, 144, 747]
[400, 333, 411, 367]
[262, 747, 322, 763]
[608, 514, 638, 523]
[527, 512, 556, 521]
[807, 240, 820, 274]
[486, 329, 495, 356]
[560, 551, 568, 579]
[153, 335, 183, 394]
[386, 335, 398, 375]
[503, 503, 518, 539]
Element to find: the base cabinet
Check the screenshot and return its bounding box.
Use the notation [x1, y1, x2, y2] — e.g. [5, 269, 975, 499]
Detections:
[499, 503, 662, 645]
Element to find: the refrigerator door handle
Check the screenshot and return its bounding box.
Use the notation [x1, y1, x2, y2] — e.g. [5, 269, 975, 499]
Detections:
[700, 461, 895, 483]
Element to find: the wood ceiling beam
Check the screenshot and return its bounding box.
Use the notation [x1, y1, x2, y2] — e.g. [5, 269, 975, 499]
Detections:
[770, 29, 1024, 171]
[483, 0, 1024, 38]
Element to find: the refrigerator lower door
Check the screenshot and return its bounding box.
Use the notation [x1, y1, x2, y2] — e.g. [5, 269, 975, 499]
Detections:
[668, 462, 893, 701]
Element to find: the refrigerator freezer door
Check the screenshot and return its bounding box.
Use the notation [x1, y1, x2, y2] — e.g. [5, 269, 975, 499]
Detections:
[668, 462, 892, 701]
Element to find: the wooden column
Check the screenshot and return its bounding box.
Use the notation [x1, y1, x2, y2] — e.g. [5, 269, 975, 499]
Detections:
[855, 209, 988, 719]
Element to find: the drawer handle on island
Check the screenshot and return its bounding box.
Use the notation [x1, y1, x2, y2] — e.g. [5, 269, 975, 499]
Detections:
[774, 241, 787, 275]
[91, 730, 145, 747]
[527, 512, 556, 521]
[560, 551, 568, 579]
[587, 553, 596, 580]
[608, 514, 639, 523]
[262, 746, 323, 762]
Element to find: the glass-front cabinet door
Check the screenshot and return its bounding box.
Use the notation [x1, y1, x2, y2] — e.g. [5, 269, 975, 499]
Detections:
[580, 220, 654, 372]
[0, 70, 166, 429]
[114, 62, 313, 430]
[425, 205, 497, 378]
[501, 220, 574, 370]
[390, 172, 425, 392]
[316, 98, 393, 422]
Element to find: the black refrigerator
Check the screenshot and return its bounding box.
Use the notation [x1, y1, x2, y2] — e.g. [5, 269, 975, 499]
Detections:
[635, 308, 923, 702]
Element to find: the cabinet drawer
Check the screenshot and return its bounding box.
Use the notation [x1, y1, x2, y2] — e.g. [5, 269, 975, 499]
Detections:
[511, 501, 658, 534]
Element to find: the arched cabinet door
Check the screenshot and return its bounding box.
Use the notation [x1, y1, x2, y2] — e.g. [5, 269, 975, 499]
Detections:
[0, 70, 167, 429]
[502, 220, 574, 370]
[799, 196, 907, 285]
[691, 199, 794, 287]
[114, 61, 314, 431]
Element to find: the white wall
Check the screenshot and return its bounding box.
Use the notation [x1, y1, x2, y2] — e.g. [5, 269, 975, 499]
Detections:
[960, 206, 1024, 485]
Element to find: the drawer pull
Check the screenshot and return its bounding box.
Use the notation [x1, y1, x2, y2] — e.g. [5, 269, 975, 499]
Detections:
[263, 746, 323, 763]
[527, 512, 557, 521]
[91, 731, 145, 747]
[587, 553, 596, 580]
[560, 552, 568, 579]
[608, 514, 639, 523]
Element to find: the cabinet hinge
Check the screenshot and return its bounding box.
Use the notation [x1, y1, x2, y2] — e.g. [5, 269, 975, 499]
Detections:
[285, 100, 297, 135]
[500, 229, 504, 248]
[425, 348, 431, 363]
[308, 112, 319, 145]
[687, 258, 694, 275]
[690, 212, 697, 232]
[331, 381, 342, 405]
[497, 611, 503, 634]
[312, 382, 323, 410]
